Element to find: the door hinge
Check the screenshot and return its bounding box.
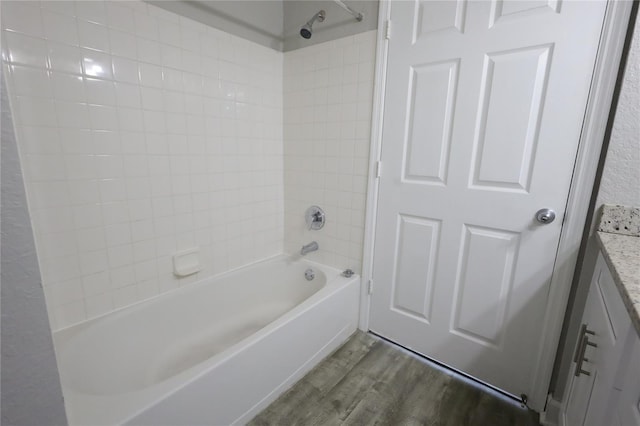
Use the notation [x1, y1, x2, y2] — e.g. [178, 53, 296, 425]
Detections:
[385, 20, 391, 40]
[368, 279, 374, 295]
[375, 160, 382, 178]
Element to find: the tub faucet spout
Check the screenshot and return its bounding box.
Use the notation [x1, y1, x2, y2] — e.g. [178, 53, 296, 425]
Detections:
[300, 241, 319, 255]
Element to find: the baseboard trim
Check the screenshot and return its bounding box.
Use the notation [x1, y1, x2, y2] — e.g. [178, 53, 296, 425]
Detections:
[540, 395, 563, 426]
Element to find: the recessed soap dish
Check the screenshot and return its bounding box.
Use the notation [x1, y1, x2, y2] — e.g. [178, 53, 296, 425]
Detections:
[173, 248, 201, 277]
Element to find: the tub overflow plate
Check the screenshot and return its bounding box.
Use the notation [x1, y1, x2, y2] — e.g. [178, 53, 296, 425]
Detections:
[305, 268, 315, 281]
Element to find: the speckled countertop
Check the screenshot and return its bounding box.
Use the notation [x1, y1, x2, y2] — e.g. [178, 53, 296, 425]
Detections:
[596, 205, 640, 335]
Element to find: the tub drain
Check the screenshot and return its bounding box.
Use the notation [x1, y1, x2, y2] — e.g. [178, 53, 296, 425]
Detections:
[304, 268, 315, 281]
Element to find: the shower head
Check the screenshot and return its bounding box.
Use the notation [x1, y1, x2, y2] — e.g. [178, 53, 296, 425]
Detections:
[300, 24, 312, 39]
[300, 10, 325, 39]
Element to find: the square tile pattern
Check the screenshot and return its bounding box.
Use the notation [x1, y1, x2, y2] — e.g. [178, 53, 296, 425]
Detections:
[283, 31, 376, 273]
[1, 0, 376, 330]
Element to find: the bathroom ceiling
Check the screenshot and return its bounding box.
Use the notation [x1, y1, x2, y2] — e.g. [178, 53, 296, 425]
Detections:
[147, 0, 378, 52]
[148, 1, 285, 50]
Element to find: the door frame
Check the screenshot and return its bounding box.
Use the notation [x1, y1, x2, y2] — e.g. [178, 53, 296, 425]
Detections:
[358, 0, 633, 412]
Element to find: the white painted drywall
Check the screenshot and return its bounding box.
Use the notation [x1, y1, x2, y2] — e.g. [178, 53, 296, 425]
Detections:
[148, 1, 285, 50]
[1, 76, 68, 425]
[149, 0, 379, 52]
[596, 19, 640, 208]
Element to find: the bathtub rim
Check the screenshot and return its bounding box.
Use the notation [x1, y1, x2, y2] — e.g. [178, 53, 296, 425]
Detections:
[53, 252, 343, 336]
[53, 254, 361, 425]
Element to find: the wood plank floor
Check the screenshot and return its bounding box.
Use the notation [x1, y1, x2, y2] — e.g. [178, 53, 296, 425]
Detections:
[249, 332, 540, 426]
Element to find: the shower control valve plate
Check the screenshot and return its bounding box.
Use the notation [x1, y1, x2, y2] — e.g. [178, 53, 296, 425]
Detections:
[305, 205, 325, 230]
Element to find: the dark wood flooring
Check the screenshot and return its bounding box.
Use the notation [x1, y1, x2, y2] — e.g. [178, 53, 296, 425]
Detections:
[249, 331, 540, 426]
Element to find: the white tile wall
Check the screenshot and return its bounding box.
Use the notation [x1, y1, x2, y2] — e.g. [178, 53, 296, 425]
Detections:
[2, 1, 377, 330]
[2, 1, 284, 330]
[283, 31, 376, 273]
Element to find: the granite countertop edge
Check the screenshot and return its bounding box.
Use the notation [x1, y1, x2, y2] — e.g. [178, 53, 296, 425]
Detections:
[596, 231, 640, 336]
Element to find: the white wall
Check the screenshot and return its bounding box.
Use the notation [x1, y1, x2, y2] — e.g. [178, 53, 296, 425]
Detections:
[151, 0, 379, 52]
[596, 19, 640, 208]
[1, 75, 67, 425]
[1, 0, 284, 330]
[283, 30, 376, 272]
[149, 1, 285, 51]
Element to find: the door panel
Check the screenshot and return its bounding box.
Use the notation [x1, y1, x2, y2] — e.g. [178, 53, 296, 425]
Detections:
[370, 0, 607, 399]
[391, 215, 440, 323]
[471, 45, 551, 191]
[491, 0, 561, 28]
[451, 225, 520, 348]
[414, 0, 467, 40]
[403, 60, 458, 185]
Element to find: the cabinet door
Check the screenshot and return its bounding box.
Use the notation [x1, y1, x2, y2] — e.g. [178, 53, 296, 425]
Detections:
[564, 254, 631, 426]
[564, 281, 605, 426]
[617, 335, 640, 426]
[565, 356, 596, 426]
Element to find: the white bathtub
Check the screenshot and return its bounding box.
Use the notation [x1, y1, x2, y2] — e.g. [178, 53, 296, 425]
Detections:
[53, 255, 360, 425]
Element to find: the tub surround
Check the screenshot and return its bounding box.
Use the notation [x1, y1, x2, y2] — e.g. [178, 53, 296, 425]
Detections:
[596, 205, 640, 334]
[2, 2, 375, 421]
[1, 0, 284, 330]
[282, 30, 376, 273]
[2, 0, 376, 331]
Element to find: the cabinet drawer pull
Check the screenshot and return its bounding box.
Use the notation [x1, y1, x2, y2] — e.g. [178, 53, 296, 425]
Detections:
[574, 325, 596, 377]
[573, 324, 588, 362]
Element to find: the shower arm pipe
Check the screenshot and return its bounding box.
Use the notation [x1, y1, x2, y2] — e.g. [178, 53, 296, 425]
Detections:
[333, 0, 364, 22]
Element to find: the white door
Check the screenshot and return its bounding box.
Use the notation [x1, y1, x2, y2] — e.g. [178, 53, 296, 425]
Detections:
[369, 0, 608, 400]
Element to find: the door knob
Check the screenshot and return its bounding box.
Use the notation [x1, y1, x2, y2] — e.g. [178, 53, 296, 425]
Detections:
[535, 208, 556, 224]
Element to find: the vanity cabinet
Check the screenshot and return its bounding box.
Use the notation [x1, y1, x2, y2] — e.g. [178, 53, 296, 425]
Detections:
[614, 335, 640, 426]
[563, 252, 639, 426]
